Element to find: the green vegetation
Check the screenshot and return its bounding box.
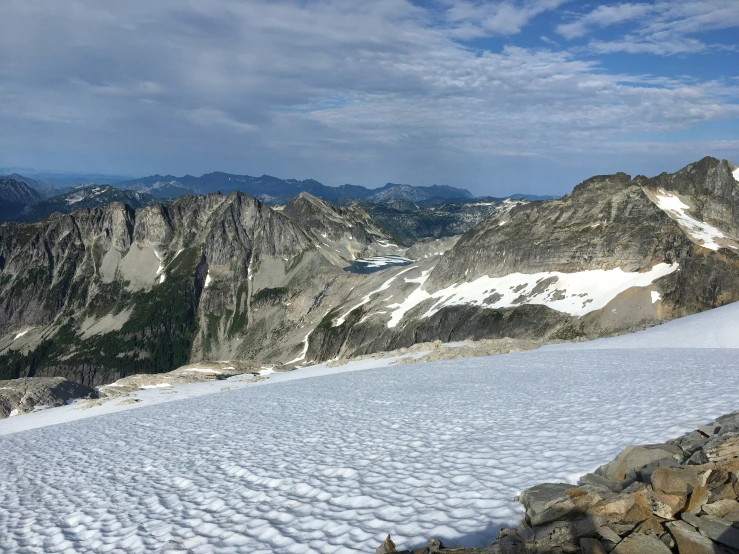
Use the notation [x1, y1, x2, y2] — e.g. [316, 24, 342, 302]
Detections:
[0, 248, 204, 379]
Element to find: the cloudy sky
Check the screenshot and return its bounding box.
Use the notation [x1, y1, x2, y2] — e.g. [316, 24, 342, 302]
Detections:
[1, 0, 738, 195]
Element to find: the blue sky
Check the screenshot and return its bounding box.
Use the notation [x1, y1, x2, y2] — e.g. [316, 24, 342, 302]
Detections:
[0, 0, 737, 196]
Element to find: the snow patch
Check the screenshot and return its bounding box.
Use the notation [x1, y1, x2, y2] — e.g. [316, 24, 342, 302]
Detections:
[654, 191, 728, 251]
[733, 166, 739, 182]
[334, 266, 417, 326]
[386, 263, 678, 327]
[140, 383, 172, 389]
[651, 291, 661, 303]
[204, 272, 212, 289]
[183, 368, 223, 374]
[287, 331, 312, 365]
[353, 255, 412, 269]
[13, 329, 29, 341]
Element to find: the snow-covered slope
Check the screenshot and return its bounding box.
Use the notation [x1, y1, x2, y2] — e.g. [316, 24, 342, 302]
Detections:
[549, 300, 739, 350]
[2, 346, 739, 553]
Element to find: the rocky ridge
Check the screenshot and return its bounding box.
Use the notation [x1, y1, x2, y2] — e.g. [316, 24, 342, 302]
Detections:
[1, 157, 739, 390]
[377, 410, 739, 554]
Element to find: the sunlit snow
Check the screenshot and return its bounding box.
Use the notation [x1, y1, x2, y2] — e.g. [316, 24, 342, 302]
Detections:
[1, 347, 739, 553]
[386, 263, 677, 327]
[654, 191, 729, 250]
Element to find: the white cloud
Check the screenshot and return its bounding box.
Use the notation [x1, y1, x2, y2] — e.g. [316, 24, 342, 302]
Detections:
[0, 0, 736, 192]
[557, 3, 655, 39]
[558, 0, 739, 56]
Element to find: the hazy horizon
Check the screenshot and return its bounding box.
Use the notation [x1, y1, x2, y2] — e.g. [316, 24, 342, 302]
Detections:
[1, 1, 738, 196]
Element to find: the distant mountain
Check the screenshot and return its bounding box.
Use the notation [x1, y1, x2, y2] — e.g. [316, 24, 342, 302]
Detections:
[25, 172, 133, 189]
[0, 178, 43, 221]
[12, 185, 158, 223]
[360, 197, 527, 245]
[114, 172, 474, 204]
[3, 173, 55, 195]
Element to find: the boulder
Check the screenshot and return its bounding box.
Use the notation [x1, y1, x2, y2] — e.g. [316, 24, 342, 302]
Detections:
[685, 487, 711, 515]
[666, 520, 729, 554]
[704, 435, 739, 464]
[632, 488, 686, 520]
[588, 494, 636, 521]
[529, 516, 604, 551]
[597, 445, 682, 482]
[622, 503, 652, 524]
[716, 412, 739, 434]
[611, 533, 672, 553]
[651, 467, 710, 495]
[709, 483, 736, 503]
[702, 499, 739, 518]
[681, 514, 739, 550]
[580, 538, 607, 554]
[518, 483, 595, 526]
[634, 516, 665, 535]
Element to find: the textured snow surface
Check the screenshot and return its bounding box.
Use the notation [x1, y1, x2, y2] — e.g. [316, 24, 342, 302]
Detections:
[386, 262, 677, 326]
[549, 300, 739, 350]
[2, 349, 739, 553]
[654, 191, 730, 250]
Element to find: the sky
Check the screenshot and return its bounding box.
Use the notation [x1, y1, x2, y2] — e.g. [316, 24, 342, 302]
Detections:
[0, 0, 738, 196]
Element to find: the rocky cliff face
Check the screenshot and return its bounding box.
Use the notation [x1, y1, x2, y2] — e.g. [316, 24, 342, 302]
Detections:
[0, 191, 385, 385]
[2, 158, 739, 386]
[304, 157, 739, 361]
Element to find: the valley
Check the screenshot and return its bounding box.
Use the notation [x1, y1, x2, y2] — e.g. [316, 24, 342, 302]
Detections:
[1, 157, 738, 392]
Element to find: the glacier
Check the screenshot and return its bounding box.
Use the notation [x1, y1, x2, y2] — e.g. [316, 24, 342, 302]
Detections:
[2, 305, 739, 552]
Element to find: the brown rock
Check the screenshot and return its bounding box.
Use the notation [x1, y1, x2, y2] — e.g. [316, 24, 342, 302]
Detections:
[652, 489, 687, 517]
[634, 516, 665, 535]
[622, 503, 652, 524]
[633, 488, 685, 519]
[705, 436, 739, 463]
[722, 507, 739, 522]
[598, 444, 682, 481]
[588, 494, 636, 521]
[580, 538, 608, 554]
[685, 487, 711, 515]
[611, 533, 672, 553]
[651, 467, 709, 495]
[705, 469, 729, 490]
[596, 525, 622, 544]
[666, 520, 729, 554]
[702, 499, 739, 518]
[709, 483, 736, 503]
[376, 535, 398, 554]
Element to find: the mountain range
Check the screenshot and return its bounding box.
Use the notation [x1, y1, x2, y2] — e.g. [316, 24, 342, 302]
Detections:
[114, 172, 477, 204]
[0, 156, 738, 389]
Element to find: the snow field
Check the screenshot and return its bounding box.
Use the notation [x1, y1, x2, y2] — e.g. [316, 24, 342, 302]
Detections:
[2, 349, 739, 553]
[385, 262, 677, 327]
[654, 191, 733, 250]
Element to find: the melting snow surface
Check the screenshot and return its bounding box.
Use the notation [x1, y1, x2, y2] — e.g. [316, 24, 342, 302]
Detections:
[386, 263, 678, 327]
[12, 329, 29, 341]
[204, 272, 212, 289]
[654, 191, 729, 250]
[1, 348, 739, 553]
[733, 166, 739, 182]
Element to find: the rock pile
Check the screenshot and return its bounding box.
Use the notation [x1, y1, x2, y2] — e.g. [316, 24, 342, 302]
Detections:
[376, 411, 739, 553]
